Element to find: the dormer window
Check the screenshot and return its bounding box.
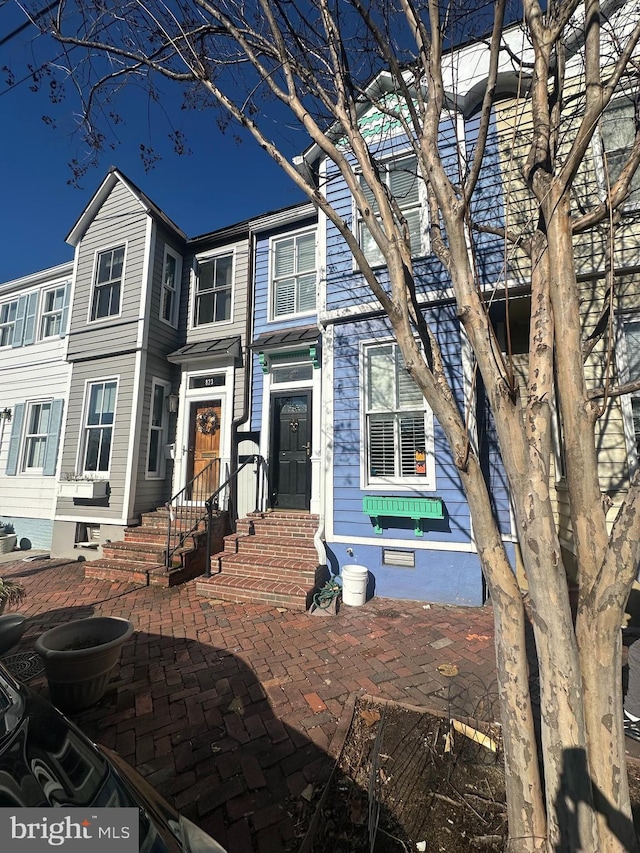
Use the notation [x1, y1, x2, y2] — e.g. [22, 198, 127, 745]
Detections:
[91, 246, 124, 321]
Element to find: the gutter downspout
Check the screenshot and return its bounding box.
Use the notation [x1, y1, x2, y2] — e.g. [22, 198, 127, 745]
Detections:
[313, 271, 328, 569]
[229, 230, 256, 523]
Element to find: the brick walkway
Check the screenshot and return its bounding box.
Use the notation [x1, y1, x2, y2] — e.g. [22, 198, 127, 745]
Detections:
[0, 557, 497, 852]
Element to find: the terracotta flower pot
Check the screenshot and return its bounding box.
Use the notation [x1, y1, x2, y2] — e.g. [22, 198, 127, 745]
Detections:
[35, 616, 133, 713]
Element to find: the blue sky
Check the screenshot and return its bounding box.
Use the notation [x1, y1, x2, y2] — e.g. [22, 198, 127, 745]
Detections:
[0, 5, 306, 283]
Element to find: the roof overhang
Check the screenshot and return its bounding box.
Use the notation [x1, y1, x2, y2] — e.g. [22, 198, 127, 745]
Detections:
[167, 336, 242, 365]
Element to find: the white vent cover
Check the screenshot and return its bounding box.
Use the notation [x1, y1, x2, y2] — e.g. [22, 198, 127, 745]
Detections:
[382, 548, 415, 568]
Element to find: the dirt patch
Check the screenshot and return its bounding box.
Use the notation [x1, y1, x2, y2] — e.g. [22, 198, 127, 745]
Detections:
[302, 697, 506, 852]
[300, 697, 640, 852]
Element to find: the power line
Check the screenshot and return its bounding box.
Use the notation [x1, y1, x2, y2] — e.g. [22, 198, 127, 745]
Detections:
[0, 1, 59, 48]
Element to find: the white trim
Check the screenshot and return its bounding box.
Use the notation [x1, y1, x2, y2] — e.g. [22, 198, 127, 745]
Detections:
[138, 220, 155, 350]
[39, 284, 69, 340]
[268, 226, 318, 321]
[351, 150, 428, 271]
[19, 398, 54, 474]
[86, 241, 128, 325]
[145, 377, 170, 480]
[618, 316, 640, 473]
[359, 338, 436, 491]
[124, 350, 145, 521]
[54, 514, 134, 525]
[159, 244, 183, 329]
[190, 248, 236, 329]
[0, 263, 73, 296]
[173, 364, 234, 493]
[76, 375, 120, 478]
[322, 323, 335, 540]
[330, 533, 478, 553]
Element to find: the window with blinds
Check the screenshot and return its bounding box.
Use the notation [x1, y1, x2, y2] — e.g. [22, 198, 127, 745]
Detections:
[358, 155, 423, 266]
[271, 230, 317, 318]
[364, 342, 434, 486]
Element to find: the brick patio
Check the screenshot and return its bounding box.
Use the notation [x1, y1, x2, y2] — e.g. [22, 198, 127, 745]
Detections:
[0, 556, 497, 852]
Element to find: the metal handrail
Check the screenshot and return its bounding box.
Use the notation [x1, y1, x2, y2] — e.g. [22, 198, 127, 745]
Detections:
[164, 458, 221, 569]
[204, 454, 265, 577]
[164, 454, 267, 572]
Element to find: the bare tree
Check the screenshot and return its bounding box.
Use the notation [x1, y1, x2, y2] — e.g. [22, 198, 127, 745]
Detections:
[24, 0, 640, 849]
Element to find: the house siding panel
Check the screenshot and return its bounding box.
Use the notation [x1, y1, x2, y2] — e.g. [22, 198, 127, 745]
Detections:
[56, 354, 137, 522]
[67, 182, 149, 361]
[0, 275, 71, 548]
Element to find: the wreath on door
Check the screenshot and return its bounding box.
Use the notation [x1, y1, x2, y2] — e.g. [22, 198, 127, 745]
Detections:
[196, 408, 219, 435]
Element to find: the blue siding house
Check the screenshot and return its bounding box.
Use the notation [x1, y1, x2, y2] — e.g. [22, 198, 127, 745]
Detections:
[307, 96, 514, 606]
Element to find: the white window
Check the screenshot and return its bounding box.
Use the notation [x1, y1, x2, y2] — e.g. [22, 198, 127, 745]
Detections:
[0, 300, 18, 346]
[22, 402, 52, 471]
[161, 248, 181, 326]
[271, 231, 316, 318]
[147, 381, 168, 477]
[194, 253, 233, 325]
[91, 247, 124, 321]
[600, 98, 640, 205]
[41, 286, 66, 338]
[82, 380, 117, 474]
[358, 155, 424, 266]
[622, 321, 640, 463]
[363, 342, 434, 487]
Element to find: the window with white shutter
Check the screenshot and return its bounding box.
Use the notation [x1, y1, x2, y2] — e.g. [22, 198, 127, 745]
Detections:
[271, 230, 317, 319]
[363, 342, 435, 487]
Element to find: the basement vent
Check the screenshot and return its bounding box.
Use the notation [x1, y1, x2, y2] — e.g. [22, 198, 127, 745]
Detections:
[382, 548, 415, 568]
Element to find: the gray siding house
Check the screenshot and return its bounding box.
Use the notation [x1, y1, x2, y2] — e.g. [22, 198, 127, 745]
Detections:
[52, 169, 187, 556]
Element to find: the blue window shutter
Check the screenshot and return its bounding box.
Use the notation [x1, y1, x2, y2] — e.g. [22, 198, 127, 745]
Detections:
[22, 292, 39, 346]
[43, 399, 64, 476]
[6, 403, 25, 476]
[12, 295, 28, 348]
[59, 284, 71, 337]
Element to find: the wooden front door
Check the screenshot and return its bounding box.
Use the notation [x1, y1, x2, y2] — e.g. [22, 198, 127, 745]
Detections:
[271, 393, 311, 510]
[187, 400, 221, 500]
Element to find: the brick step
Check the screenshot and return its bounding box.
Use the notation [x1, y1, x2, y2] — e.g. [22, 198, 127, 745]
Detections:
[222, 533, 317, 560]
[134, 520, 206, 537]
[212, 553, 318, 583]
[236, 520, 319, 540]
[84, 559, 154, 586]
[102, 540, 166, 564]
[196, 573, 312, 610]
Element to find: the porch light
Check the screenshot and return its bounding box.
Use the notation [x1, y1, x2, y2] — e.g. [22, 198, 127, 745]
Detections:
[166, 392, 180, 414]
[0, 408, 11, 422]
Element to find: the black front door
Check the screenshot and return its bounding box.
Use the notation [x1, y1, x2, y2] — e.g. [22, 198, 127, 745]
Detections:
[271, 393, 311, 510]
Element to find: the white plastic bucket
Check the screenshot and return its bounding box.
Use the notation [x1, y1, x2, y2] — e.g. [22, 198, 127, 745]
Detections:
[341, 564, 369, 607]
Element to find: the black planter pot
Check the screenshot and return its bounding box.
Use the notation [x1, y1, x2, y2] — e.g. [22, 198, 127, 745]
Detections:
[35, 616, 133, 712]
